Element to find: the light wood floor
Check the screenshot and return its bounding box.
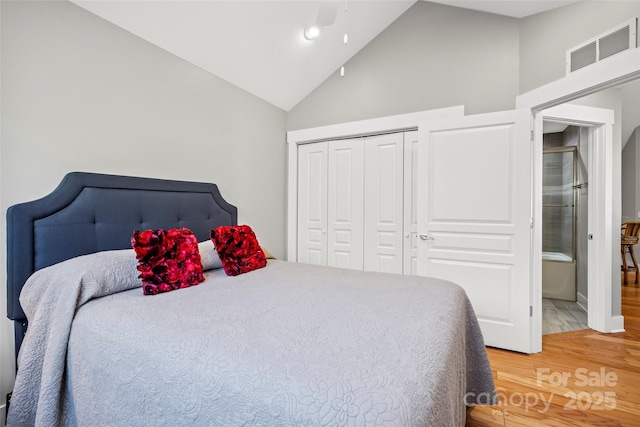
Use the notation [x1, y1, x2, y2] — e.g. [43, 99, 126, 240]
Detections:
[466, 273, 640, 426]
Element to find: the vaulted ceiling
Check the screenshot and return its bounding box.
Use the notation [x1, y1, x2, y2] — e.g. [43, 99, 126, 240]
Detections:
[71, 0, 580, 111]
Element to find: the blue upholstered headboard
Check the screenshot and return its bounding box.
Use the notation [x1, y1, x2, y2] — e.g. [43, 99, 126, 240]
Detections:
[6, 172, 237, 359]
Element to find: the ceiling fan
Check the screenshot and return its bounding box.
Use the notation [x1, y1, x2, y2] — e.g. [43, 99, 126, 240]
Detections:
[304, 1, 340, 40]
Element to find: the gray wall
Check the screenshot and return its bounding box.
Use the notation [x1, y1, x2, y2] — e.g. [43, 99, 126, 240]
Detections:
[622, 128, 640, 223]
[622, 127, 640, 271]
[0, 0, 286, 414]
[288, 0, 640, 132]
[287, 1, 520, 130]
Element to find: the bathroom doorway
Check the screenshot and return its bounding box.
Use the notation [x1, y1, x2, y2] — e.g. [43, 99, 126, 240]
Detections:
[541, 125, 589, 334]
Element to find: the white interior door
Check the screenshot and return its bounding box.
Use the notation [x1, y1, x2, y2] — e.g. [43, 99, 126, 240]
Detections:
[297, 142, 328, 265]
[364, 133, 404, 274]
[328, 139, 364, 269]
[418, 110, 532, 353]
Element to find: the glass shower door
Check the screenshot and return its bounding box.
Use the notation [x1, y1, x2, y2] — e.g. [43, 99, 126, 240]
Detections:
[542, 148, 576, 262]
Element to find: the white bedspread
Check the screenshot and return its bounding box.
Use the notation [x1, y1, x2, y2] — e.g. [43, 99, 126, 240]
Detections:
[8, 257, 495, 427]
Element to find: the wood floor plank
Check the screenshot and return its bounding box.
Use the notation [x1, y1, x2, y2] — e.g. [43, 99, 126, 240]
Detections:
[584, 334, 640, 348]
[466, 274, 640, 426]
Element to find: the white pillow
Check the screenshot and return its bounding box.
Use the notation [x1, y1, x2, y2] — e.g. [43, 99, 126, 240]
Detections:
[198, 239, 222, 271]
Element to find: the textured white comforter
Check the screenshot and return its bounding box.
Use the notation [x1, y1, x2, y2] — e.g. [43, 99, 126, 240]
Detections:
[8, 255, 495, 427]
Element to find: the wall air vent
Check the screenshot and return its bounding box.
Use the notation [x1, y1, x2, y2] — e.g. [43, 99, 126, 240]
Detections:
[566, 18, 638, 74]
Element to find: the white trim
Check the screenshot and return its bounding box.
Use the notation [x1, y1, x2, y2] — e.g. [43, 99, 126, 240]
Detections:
[286, 106, 465, 262]
[587, 121, 614, 333]
[539, 104, 615, 333]
[536, 105, 615, 334]
[517, 48, 640, 111]
[286, 141, 298, 261]
[608, 315, 625, 333]
[542, 104, 615, 127]
[577, 291, 588, 312]
[531, 99, 615, 349]
[287, 107, 464, 144]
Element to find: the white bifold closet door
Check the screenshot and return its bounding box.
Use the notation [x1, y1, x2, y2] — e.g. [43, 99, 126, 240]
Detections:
[297, 132, 413, 274]
[297, 138, 365, 270]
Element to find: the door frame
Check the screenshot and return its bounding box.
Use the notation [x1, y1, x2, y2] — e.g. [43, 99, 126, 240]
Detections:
[517, 48, 640, 352]
[536, 104, 615, 350]
[286, 106, 465, 262]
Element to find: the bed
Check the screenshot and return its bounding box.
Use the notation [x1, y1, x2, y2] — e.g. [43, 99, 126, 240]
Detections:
[6, 172, 496, 427]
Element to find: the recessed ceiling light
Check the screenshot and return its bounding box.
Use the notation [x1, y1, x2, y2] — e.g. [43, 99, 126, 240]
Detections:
[304, 25, 320, 40]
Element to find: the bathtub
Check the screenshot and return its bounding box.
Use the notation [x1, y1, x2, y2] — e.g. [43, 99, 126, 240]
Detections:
[542, 251, 576, 301]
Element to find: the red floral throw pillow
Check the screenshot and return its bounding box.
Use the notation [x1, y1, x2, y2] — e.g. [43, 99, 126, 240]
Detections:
[131, 228, 204, 295]
[210, 225, 267, 276]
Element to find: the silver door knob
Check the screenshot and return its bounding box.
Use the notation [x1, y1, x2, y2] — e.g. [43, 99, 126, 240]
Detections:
[419, 233, 434, 241]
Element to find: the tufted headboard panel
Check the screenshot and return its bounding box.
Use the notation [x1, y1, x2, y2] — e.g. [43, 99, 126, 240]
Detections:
[7, 172, 237, 357]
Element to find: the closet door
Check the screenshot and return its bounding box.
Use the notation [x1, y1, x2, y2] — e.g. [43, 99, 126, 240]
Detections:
[363, 133, 404, 274]
[403, 131, 419, 275]
[328, 139, 365, 269]
[297, 142, 328, 265]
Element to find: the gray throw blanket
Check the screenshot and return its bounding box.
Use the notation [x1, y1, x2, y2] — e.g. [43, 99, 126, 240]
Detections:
[7, 249, 141, 426]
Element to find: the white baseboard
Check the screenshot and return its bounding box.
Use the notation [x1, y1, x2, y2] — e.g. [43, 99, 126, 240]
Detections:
[608, 315, 625, 333]
[1, 403, 5, 426]
[575, 294, 624, 332]
[576, 292, 588, 312]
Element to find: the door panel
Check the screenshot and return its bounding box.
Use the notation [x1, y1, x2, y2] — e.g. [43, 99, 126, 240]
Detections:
[403, 131, 419, 275]
[328, 139, 364, 269]
[364, 133, 404, 274]
[430, 131, 511, 221]
[297, 142, 328, 265]
[418, 110, 532, 353]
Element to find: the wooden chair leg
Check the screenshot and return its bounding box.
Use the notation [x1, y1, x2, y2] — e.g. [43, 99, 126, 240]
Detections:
[630, 245, 639, 284]
[622, 244, 629, 286]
